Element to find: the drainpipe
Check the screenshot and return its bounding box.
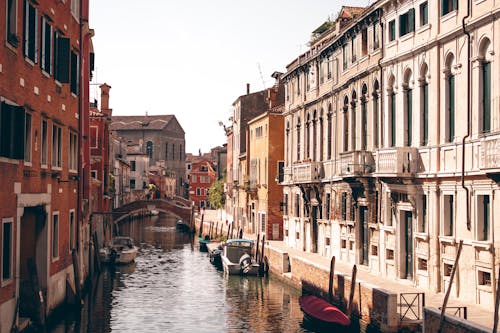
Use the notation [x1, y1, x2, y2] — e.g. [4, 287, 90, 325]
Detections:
[77, 0, 84, 253]
[377, 10, 384, 276]
[461, 0, 471, 230]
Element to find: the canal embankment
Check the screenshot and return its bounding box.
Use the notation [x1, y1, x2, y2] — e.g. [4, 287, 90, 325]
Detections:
[194, 211, 494, 333]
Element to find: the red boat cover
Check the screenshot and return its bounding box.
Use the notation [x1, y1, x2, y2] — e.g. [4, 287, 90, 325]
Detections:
[299, 295, 350, 326]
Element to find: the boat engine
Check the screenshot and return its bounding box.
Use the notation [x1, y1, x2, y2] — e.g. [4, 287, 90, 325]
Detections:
[239, 253, 252, 274]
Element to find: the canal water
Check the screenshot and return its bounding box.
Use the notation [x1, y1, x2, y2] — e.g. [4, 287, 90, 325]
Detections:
[46, 213, 374, 333]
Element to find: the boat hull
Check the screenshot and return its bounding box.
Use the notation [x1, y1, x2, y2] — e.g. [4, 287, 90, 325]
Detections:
[299, 295, 350, 327]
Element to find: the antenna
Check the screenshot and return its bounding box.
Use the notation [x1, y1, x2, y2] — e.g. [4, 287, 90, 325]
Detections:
[257, 63, 266, 89]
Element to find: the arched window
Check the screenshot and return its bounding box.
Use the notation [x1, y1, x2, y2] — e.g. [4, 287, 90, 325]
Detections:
[296, 117, 301, 161]
[388, 74, 396, 147]
[327, 104, 333, 159]
[286, 121, 290, 166]
[444, 53, 455, 142]
[319, 109, 324, 161]
[403, 68, 413, 147]
[419, 63, 429, 146]
[351, 90, 357, 151]
[146, 141, 153, 159]
[372, 80, 380, 148]
[479, 38, 492, 134]
[312, 110, 317, 160]
[343, 96, 349, 152]
[306, 113, 311, 158]
[361, 84, 368, 150]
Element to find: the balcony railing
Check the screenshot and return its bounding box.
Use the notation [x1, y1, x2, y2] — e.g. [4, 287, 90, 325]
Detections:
[339, 151, 374, 177]
[480, 133, 500, 173]
[374, 147, 419, 177]
[291, 161, 324, 183]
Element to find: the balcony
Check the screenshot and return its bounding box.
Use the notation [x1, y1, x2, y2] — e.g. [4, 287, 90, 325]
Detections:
[339, 151, 374, 177]
[291, 161, 323, 183]
[282, 166, 293, 185]
[374, 147, 420, 177]
[480, 133, 500, 174]
[244, 179, 258, 193]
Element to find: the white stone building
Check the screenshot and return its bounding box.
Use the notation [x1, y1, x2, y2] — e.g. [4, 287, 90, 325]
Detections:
[281, 1, 500, 308]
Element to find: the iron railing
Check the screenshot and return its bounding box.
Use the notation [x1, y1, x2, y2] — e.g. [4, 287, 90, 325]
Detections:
[399, 292, 425, 321]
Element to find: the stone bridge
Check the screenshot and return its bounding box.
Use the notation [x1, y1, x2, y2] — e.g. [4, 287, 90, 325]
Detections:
[112, 197, 193, 223]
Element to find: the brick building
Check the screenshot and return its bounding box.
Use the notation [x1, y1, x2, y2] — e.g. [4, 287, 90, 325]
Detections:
[189, 159, 216, 209]
[0, 0, 92, 330]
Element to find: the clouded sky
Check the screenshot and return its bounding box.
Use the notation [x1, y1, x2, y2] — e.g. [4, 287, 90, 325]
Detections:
[89, 0, 370, 154]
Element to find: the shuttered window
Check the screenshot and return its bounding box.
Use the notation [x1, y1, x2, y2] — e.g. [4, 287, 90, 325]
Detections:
[41, 16, 52, 74]
[51, 125, 62, 168]
[399, 8, 415, 37]
[54, 34, 70, 83]
[422, 83, 429, 145]
[482, 62, 491, 133]
[441, 0, 458, 16]
[447, 75, 455, 142]
[7, 0, 18, 46]
[388, 20, 396, 41]
[406, 89, 412, 146]
[70, 50, 79, 94]
[24, 112, 31, 162]
[0, 102, 25, 159]
[23, 0, 38, 62]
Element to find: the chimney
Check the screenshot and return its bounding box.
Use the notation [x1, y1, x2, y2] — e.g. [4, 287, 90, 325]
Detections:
[100, 83, 112, 115]
[246, 83, 250, 95]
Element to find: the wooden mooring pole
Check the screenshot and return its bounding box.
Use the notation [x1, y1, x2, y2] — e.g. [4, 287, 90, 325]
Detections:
[438, 239, 463, 333]
[328, 256, 336, 304]
[347, 264, 357, 317]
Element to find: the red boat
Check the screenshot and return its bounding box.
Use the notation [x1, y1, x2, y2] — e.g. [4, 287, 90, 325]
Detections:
[299, 295, 350, 327]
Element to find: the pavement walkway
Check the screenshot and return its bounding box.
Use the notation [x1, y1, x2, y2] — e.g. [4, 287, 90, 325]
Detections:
[196, 211, 494, 330]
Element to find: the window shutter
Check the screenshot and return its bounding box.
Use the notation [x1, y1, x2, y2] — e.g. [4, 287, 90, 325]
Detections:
[12, 106, 25, 159]
[452, 0, 458, 10]
[483, 62, 491, 132]
[399, 15, 405, 37]
[409, 8, 415, 32]
[56, 37, 70, 83]
[23, 0, 28, 57]
[441, 0, 445, 16]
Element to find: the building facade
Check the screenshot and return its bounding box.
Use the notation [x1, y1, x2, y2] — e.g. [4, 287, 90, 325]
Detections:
[281, 0, 500, 308]
[0, 0, 92, 330]
[110, 115, 186, 195]
[189, 159, 216, 209]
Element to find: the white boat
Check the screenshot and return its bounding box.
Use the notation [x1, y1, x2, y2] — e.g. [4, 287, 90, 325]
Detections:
[221, 239, 260, 275]
[150, 209, 159, 216]
[99, 236, 138, 264]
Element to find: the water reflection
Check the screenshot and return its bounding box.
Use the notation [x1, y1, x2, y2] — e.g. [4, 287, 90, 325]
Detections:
[46, 212, 367, 333]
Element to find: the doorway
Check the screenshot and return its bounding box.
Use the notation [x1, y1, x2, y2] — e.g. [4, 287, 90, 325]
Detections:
[404, 211, 413, 279]
[360, 206, 369, 266]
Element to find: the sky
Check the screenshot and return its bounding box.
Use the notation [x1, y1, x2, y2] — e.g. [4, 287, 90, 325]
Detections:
[89, 0, 370, 154]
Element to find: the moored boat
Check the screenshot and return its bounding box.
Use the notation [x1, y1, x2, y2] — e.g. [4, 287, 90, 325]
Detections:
[99, 236, 138, 264]
[221, 239, 260, 275]
[198, 235, 211, 251]
[176, 219, 190, 232]
[299, 295, 350, 328]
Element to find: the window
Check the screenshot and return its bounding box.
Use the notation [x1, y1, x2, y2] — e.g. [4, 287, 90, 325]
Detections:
[0, 102, 25, 159]
[7, 0, 18, 46]
[130, 160, 136, 172]
[446, 74, 455, 142]
[477, 195, 490, 241]
[90, 126, 98, 148]
[443, 194, 454, 236]
[478, 270, 492, 287]
[146, 141, 153, 159]
[54, 32, 70, 83]
[420, 2, 428, 26]
[260, 213, 266, 233]
[256, 126, 263, 138]
[70, 50, 79, 95]
[69, 210, 75, 250]
[361, 28, 368, 57]
[405, 88, 412, 146]
[351, 36, 357, 63]
[51, 125, 62, 168]
[284, 194, 288, 215]
[373, 21, 380, 50]
[373, 81, 380, 148]
[481, 62, 491, 133]
[342, 44, 348, 70]
[165, 143, 169, 160]
[23, 0, 38, 63]
[41, 120, 48, 166]
[196, 188, 201, 196]
[419, 194, 427, 232]
[441, 0, 458, 16]
[421, 82, 429, 145]
[327, 56, 332, 79]
[24, 112, 31, 163]
[90, 170, 97, 179]
[2, 219, 13, 281]
[179, 144, 183, 161]
[70, 0, 80, 19]
[341, 192, 347, 221]
[327, 106, 332, 159]
[325, 193, 331, 219]
[296, 119, 301, 161]
[41, 16, 52, 74]
[191, 175, 197, 183]
[172, 143, 175, 160]
[69, 132, 77, 171]
[388, 20, 396, 42]
[52, 213, 59, 259]
[295, 194, 300, 217]
[130, 179, 135, 189]
[399, 9, 415, 37]
[297, 74, 301, 96]
[390, 91, 396, 147]
[361, 91, 367, 150]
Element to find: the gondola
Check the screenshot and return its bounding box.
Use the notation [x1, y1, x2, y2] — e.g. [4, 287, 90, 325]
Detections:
[299, 295, 350, 328]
